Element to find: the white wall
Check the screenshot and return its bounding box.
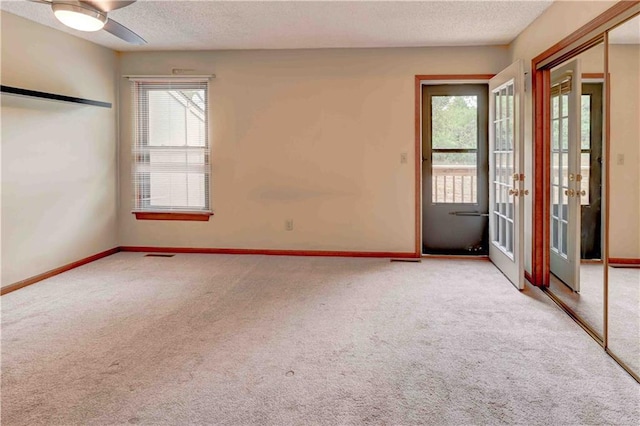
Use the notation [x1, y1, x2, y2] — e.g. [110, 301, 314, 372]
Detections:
[1, 11, 118, 287]
[117, 47, 509, 253]
[508, 0, 618, 272]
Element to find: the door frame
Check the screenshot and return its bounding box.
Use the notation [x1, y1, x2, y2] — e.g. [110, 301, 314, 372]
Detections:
[530, 0, 640, 287]
[414, 75, 495, 257]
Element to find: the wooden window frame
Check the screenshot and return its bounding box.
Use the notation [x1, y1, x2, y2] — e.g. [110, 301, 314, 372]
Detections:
[132, 80, 212, 222]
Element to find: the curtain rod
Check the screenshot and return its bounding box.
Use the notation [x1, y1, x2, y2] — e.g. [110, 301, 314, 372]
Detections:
[123, 75, 215, 79]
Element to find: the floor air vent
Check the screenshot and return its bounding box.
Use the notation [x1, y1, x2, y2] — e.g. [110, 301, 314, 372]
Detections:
[144, 254, 175, 258]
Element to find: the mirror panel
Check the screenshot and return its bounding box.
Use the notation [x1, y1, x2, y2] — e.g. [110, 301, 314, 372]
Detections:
[607, 14, 640, 378]
[547, 41, 606, 340]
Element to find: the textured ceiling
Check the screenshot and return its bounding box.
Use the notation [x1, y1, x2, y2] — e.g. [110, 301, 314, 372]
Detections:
[2, 0, 557, 52]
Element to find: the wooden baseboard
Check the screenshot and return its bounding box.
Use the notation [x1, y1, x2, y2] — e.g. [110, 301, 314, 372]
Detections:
[1, 248, 120, 296]
[608, 258, 640, 267]
[609, 257, 640, 264]
[120, 246, 419, 259]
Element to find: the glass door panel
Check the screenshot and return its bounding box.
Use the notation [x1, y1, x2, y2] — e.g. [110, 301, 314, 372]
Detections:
[550, 59, 582, 291]
[488, 61, 525, 289]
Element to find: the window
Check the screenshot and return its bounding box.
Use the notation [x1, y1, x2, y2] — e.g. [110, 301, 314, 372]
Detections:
[131, 79, 211, 220]
[430, 95, 480, 204]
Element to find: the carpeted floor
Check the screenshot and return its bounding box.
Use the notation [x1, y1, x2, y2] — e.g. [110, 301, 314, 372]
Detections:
[608, 267, 640, 376]
[548, 264, 607, 337]
[1, 253, 639, 425]
[548, 264, 640, 375]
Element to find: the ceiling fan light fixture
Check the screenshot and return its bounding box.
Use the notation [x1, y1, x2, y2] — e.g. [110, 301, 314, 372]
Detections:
[52, 3, 107, 32]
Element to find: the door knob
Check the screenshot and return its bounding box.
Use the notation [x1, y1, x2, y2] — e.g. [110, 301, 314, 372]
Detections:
[564, 189, 575, 197]
[578, 190, 586, 196]
[509, 189, 519, 196]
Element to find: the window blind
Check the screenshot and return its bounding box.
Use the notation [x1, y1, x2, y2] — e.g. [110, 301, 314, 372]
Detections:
[131, 79, 210, 213]
[550, 74, 573, 96]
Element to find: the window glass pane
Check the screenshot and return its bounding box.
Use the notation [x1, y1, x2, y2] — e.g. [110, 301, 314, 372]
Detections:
[432, 152, 477, 203]
[561, 94, 569, 118]
[552, 152, 560, 185]
[551, 185, 560, 217]
[581, 94, 591, 150]
[494, 121, 502, 152]
[581, 152, 590, 205]
[560, 152, 568, 189]
[561, 117, 569, 149]
[431, 96, 478, 149]
[506, 115, 513, 152]
[147, 172, 206, 209]
[148, 89, 206, 147]
[552, 96, 560, 119]
[148, 91, 186, 146]
[552, 118, 560, 150]
[494, 214, 501, 244]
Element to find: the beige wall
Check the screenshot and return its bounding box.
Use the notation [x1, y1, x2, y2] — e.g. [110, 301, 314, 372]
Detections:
[118, 47, 509, 252]
[509, 0, 617, 271]
[2, 2, 630, 288]
[1, 12, 118, 287]
[609, 43, 640, 258]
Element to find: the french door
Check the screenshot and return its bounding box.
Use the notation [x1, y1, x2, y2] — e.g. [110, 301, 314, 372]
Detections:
[549, 59, 582, 291]
[488, 61, 525, 290]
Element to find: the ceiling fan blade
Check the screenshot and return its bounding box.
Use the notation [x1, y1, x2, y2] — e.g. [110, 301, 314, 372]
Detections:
[104, 18, 146, 45]
[83, 0, 136, 12]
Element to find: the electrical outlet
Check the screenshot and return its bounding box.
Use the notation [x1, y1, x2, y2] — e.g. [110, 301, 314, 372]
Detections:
[285, 219, 294, 231]
[400, 152, 408, 164]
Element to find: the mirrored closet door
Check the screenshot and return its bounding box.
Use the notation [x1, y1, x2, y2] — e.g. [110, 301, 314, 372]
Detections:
[605, 14, 640, 380]
[534, 2, 640, 382]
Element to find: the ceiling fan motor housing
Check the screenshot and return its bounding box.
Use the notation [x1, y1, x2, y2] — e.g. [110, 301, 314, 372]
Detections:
[52, 0, 107, 32]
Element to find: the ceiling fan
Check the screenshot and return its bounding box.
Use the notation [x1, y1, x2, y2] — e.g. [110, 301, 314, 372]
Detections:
[29, 0, 146, 45]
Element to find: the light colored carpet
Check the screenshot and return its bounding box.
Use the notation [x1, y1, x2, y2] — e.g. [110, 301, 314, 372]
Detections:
[548, 264, 607, 337]
[1, 253, 638, 425]
[608, 267, 640, 376]
[548, 264, 640, 375]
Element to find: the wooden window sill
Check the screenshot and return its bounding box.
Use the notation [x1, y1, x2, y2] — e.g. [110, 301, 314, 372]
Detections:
[133, 212, 213, 221]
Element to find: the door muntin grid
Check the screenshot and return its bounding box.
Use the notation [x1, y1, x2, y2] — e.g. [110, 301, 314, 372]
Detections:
[491, 82, 515, 258]
[551, 91, 570, 259]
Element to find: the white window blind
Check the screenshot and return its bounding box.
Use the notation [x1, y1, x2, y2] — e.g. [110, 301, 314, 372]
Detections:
[131, 79, 210, 213]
